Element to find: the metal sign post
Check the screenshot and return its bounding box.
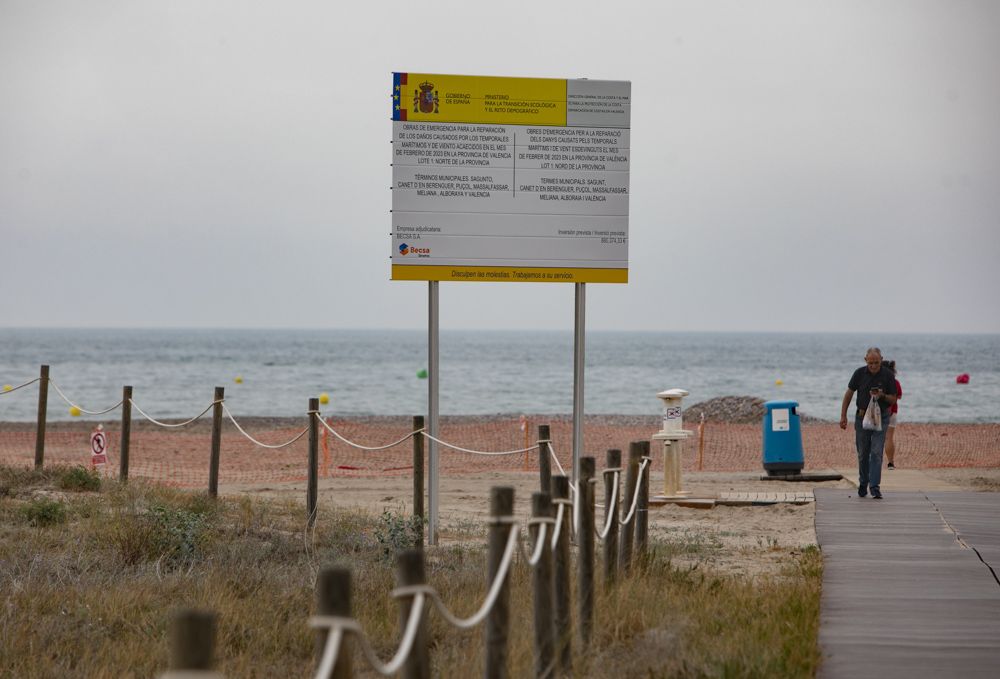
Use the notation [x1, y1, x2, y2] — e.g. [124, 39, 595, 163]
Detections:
[428, 281, 440, 544]
[572, 283, 586, 484]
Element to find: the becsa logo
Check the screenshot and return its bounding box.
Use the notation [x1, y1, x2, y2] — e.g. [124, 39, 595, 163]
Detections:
[398, 243, 430, 257]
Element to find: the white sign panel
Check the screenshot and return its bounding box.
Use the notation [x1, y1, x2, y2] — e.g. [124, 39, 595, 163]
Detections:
[391, 73, 630, 283]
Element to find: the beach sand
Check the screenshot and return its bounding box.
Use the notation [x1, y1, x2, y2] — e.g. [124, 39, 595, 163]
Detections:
[217, 466, 1000, 578]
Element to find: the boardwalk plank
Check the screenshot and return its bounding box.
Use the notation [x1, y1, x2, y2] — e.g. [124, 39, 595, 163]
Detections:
[815, 489, 1000, 679]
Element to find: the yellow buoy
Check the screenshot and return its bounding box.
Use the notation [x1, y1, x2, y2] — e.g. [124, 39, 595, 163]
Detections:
[775, 379, 784, 386]
[69, 406, 82, 417]
[234, 376, 243, 384]
[2, 384, 12, 392]
[319, 392, 330, 405]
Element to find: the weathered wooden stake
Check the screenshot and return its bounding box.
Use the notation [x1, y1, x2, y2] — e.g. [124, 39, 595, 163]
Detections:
[208, 387, 224, 497]
[551, 475, 572, 675]
[619, 442, 641, 574]
[119, 385, 132, 481]
[577, 457, 596, 645]
[603, 449, 621, 588]
[413, 415, 425, 547]
[167, 609, 216, 673]
[398, 549, 430, 679]
[307, 398, 319, 527]
[636, 441, 651, 568]
[537, 424, 552, 494]
[485, 486, 514, 679]
[316, 568, 352, 679]
[530, 492, 555, 679]
[34, 364, 49, 469]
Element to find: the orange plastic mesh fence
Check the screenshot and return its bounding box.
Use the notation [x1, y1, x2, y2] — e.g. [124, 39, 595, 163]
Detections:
[1, 418, 997, 488]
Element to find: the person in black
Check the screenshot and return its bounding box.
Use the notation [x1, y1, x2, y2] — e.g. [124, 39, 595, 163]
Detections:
[839, 347, 898, 499]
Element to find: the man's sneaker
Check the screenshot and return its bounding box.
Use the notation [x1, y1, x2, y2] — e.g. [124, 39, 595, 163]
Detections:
[858, 488, 868, 498]
[872, 490, 883, 500]
[887, 462, 895, 470]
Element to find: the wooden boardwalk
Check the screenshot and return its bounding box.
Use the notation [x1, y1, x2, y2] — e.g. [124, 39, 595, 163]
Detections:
[815, 489, 1000, 678]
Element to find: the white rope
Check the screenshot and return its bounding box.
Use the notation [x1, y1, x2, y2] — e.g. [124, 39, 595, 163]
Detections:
[398, 524, 519, 630]
[312, 625, 346, 679]
[48, 381, 123, 415]
[354, 592, 425, 676]
[221, 403, 308, 449]
[550, 501, 569, 549]
[129, 398, 218, 428]
[596, 472, 620, 540]
[0, 377, 40, 395]
[619, 458, 651, 526]
[316, 414, 421, 451]
[421, 431, 539, 456]
[545, 442, 578, 496]
[521, 519, 552, 566]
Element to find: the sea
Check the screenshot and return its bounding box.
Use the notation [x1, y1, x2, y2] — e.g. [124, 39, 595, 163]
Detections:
[1, 329, 997, 423]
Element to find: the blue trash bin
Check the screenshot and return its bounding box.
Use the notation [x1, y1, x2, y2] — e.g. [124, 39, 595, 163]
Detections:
[762, 400, 804, 475]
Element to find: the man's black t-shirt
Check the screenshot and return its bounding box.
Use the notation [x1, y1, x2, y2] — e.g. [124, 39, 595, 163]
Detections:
[848, 366, 898, 416]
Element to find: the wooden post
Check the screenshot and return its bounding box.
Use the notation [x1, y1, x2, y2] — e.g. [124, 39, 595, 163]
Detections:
[208, 387, 224, 497]
[530, 492, 555, 679]
[636, 441, 651, 568]
[577, 457, 596, 645]
[537, 424, 552, 494]
[551, 475, 572, 675]
[413, 415, 425, 547]
[603, 449, 621, 588]
[307, 398, 319, 528]
[619, 442, 641, 575]
[34, 364, 49, 469]
[168, 609, 216, 673]
[119, 385, 132, 482]
[697, 414, 705, 471]
[485, 486, 514, 679]
[398, 549, 430, 679]
[316, 568, 352, 679]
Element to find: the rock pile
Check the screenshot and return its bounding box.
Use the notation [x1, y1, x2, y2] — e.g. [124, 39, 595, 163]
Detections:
[683, 395, 767, 424]
[683, 395, 825, 424]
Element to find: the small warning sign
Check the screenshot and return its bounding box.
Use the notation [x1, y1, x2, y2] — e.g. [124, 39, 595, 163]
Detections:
[91, 427, 108, 467]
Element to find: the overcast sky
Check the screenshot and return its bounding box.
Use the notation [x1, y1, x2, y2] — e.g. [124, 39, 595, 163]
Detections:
[2, 0, 998, 333]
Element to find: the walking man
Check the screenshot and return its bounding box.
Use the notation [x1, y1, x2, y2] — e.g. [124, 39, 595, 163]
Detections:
[840, 347, 897, 499]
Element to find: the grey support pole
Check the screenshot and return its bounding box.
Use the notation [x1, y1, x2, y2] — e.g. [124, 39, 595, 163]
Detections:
[577, 457, 596, 645]
[572, 283, 585, 485]
[428, 281, 440, 545]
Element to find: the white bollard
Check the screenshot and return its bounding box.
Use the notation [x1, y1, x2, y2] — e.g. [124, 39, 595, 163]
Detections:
[652, 389, 693, 498]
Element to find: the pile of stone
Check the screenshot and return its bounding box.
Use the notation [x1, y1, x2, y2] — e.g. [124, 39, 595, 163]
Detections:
[683, 395, 825, 424]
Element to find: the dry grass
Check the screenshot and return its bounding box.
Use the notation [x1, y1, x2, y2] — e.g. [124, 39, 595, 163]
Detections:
[0, 465, 821, 678]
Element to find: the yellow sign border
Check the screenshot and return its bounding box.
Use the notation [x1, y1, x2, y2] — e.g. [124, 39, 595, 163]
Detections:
[392, 265, 627, 284]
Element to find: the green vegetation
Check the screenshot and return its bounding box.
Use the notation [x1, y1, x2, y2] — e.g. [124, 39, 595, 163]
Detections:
[0, 464, 821, 678]
[57, 465, 103, 492]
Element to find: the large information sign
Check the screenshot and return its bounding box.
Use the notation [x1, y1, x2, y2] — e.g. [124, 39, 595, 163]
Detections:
[391, 73, 630, 283]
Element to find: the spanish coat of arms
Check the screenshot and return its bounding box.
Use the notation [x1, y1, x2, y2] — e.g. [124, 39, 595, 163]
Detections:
[414, 82, 439, 114]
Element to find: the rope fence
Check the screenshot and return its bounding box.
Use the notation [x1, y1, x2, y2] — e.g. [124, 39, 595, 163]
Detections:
[162, 458, 654, 679]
